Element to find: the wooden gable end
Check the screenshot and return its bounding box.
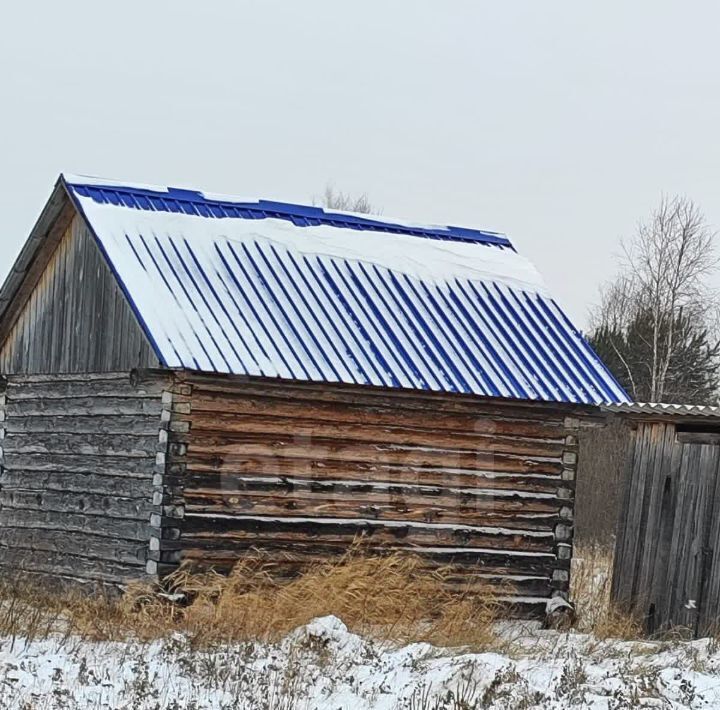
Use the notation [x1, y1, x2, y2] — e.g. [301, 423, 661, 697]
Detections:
[0, 208, 160, 375]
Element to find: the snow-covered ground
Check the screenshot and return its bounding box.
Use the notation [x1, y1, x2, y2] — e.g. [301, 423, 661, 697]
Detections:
[3, 616, 720, 709]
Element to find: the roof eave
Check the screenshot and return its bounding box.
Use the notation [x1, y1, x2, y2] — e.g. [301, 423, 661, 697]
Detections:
[602, 402, 720, 423]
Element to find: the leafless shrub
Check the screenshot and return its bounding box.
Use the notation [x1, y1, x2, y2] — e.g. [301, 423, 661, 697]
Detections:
[315, 183, 379, 215]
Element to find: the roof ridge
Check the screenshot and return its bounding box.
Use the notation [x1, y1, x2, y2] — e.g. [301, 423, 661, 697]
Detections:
[62, 174, 512, 248]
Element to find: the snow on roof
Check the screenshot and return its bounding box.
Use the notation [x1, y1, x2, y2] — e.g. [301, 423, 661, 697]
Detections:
[63, 174, 629, 404]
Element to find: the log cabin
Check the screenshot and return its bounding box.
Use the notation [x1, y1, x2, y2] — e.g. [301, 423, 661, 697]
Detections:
[0, 174, 628, 614]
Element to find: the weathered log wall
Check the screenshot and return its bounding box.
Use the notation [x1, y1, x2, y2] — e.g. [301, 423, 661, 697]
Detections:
[0, 372, 167, 587]
[158, 372, 587, 612]
[612, 419, 720, 637]
[0, 368, 589, 610]
[0, 215, 159, 375]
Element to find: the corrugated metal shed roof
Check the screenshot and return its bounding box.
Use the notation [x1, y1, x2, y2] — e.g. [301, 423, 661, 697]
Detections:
[63, 174, 629, 405]
[603, 402, 720, 418]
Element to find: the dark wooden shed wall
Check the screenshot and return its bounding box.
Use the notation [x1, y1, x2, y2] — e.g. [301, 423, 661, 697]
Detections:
[155, 372, 584, 612]
[612, 418, 720, 637]
[0, 372, 167, 587]
[0, 215, 159, 375]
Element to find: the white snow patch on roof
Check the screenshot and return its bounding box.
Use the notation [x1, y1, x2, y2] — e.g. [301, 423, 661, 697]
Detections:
[76, 196, 547, 295]
[321, 206, 456, 232]
[63, 173, 171, 194]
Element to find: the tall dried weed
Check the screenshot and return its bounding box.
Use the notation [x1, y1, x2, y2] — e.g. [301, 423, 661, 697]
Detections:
[571, 542, 641, 639]
[0, 546, 500, 650]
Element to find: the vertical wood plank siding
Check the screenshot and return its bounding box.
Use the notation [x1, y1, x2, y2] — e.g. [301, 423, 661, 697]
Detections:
[0, 372, 167, 587]
[612, 420, 720, 637]
[0, 216, 159, 375]
[160, 373, 584, 613]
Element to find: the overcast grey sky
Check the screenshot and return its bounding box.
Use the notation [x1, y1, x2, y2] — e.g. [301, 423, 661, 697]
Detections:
[2, 1, 720, 328]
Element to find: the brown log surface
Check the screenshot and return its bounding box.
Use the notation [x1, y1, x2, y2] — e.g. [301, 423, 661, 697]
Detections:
[177, 374, 580, 609]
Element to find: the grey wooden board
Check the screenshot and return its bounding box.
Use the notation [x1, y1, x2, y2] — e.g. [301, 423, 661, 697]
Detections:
[0, 548, 146, 583]
[698, 447, 720, 635]
[0, 470, 155, 498]
[2, 432, 162, 457]
[0, 489, 154, 520]
[5, 379, 165, 399]
[669, 444, 706, 630]
[613, 423, 652, 605]
[4, 415, 164, 435]
[0, 509, 152, 541]
[0, 215, 160, 375]
[0, 529, 148, 566]
[649, 433, 684, 632]
[2, 453, 157, 476]
[612, 421, 720, 637]
[5, 397, 163, 417]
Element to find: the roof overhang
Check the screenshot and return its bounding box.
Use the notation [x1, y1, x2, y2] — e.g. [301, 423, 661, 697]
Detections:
[602, 402, 720, 425]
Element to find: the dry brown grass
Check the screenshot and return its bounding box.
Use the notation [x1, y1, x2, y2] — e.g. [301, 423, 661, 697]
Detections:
[571, 542, 642, 640]
[0, 547, 501, 650]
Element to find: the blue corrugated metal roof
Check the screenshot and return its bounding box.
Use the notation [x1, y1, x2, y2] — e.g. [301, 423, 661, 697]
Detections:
[64, 174, 629, 405]
[69, 182, 512, 248]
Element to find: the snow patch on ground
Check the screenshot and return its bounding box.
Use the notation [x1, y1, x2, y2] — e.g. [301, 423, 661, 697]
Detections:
[2, 616, 720, 709]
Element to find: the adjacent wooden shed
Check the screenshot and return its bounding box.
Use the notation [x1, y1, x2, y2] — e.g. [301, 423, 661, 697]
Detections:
[0, 175, 628, 614]
[610, 403, 720, 636]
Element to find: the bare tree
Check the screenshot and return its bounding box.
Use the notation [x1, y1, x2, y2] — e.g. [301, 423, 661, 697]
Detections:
[590, 195, 719, 403]
[591, 276, 640, 396]
[315, 184, 379, 215]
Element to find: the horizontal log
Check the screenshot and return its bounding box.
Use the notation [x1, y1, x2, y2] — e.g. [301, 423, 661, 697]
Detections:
[3, 414, 164, 436]
[182, 477, 559, 504]
[5, 372, 130, 384]
[182, 486, 560, 527]
[5, 378, 164, 401]
[183, 499, 559, 533]
[6, 397, 163, 418]
[186, 448, 563, 476]
[181, 506, 565, 539]
[441, 572, 549, 595]
[180, 541, 557, 576]
[190, 421, 565, 459]
[0, 528, 149, 566]
[181, 489, 560, 529]
[179, 542, 551, 576]
[0, 490, 154, 520]
[1, 469, 154, 498]
[183, 373, 587, 421]
[0, 547, 146, 584]
[3, 432, 162, 458]
[177, 551, 551, 597]
[2, 453, 156, 476]
[187, 392, 568, 439]
[181, 514, 555, 552]
[130, 368, 176, 389]
[177, 471, 563, 505]
[178, 462, 562, 492]
[0, 567, 129, 594]
[0, 509, 152, 541]
[188, 411, 566, 452]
